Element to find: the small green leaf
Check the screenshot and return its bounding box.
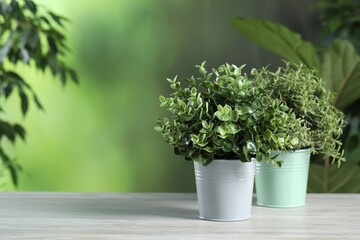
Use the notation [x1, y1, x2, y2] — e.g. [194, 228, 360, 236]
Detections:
[280, 104, 289, 111]
[20, 92, 29, 116]
[0, 37, 13, 62]
[191, 134, 199, 144]
[59, 67, 67, 85]
[8, 164, 19, 186]
[276, 160, 283, 168]
[25, 0, 37, 14]
[231, 110, 239, 121]
[0, 146, 10, 162]
[222, 141, 233, 152]
[0, 121, 16, 142]
[239, 106, 252, 115]
[13, 124, 26, 140]
[242, 146, 250, 161]
[214, 105, 233, 121]
[290, 137, 299, 145]
[33, 94, 43, 110]
[203, 146, 213, 153]
[20, 48, 30, 64]
[263, 130, 272, 140]
[154, 126, 163, 132]
[159, 95, 166, 104]
[68, 69, 79, 84]
[201, 121, 209, 129]
[47, 36, 58, 53]
[40, 16, 50, 25]
[48, 11, 68, 26]
[234, 67, 241, 77]
[246, 141, 257, 154]
[227, 123, 240, 134]
[199, 67, 207, 76]
[4, 83, 13, 98]
[250, 68, 257, 75]
[216, 125, 228, 137]
[256, 153, 262, 162]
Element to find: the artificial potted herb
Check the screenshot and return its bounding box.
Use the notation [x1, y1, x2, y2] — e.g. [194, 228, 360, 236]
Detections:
[252, 61, 345, 207]
[155, 62, 308, 221]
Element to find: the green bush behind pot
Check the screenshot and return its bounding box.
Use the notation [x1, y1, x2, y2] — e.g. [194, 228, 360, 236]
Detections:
[253, 62, 345, 166]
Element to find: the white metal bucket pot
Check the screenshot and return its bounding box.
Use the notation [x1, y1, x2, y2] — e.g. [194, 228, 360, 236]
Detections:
[194, 159, 255, 221]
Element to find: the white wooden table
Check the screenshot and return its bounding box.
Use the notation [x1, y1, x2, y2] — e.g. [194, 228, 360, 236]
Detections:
[0, 193, 359, 239]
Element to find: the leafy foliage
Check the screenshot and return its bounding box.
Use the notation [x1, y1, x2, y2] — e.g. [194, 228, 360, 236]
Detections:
[155, 62, 329, 166]
[253, 62, 345, 166]
[231, 18, 319, 70]
[308, 163, 360, 193]
[322, 39, 360, 110]
[344, 117, 360, 162]
[231, 14, 358, 192]
[0, 0, 77, 186]
[313, 0, 360, 51]
[231, 18, 360, 111]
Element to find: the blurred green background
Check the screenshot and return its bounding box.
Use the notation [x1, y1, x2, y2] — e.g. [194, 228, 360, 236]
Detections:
[2, 0, 321, 191]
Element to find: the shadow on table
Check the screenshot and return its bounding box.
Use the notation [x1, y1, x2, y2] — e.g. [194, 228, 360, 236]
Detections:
[29, 195, 199, 220]
[20, 194, 258, 220]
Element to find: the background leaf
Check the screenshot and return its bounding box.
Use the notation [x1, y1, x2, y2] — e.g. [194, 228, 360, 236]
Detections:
[308, 163, 360, 193]
[231, 18, 319, 69]
[322, 39, 360, 109]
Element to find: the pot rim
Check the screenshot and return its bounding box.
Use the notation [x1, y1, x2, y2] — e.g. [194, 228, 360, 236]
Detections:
[271, 148, 311, 154]
[195, 159, 254, 162]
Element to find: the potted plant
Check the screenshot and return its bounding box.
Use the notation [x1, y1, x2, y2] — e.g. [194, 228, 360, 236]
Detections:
[155, 62, 308, 221]
[252, 61, 345, 207]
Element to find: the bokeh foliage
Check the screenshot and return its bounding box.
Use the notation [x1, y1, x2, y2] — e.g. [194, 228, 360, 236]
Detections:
[0, 0, 77, 186]
[232, 1, 360, 192]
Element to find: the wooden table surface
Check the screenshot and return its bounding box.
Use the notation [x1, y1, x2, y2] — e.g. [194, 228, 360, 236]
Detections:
[0, 192, 359, 239]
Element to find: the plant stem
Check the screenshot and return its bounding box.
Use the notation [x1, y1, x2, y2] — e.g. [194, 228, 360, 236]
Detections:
[324, 157, 330, 192]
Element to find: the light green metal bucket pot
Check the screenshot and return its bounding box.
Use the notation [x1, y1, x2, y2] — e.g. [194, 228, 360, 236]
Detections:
[255, 149, 311, 208]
